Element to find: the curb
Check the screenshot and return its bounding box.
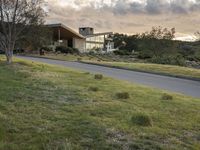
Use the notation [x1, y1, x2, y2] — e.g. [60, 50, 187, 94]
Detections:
[79, 61, 200, 82]
[17, 55, 200, 82]
[17, 55, 75, 62]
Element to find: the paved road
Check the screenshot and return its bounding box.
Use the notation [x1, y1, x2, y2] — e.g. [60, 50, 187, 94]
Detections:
[18, 56, 200, 98]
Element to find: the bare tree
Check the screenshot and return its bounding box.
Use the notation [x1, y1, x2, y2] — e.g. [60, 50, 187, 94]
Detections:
[0, 0, 46, 64]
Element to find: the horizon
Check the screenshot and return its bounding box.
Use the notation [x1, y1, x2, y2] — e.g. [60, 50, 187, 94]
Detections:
[45, 0, 200, 41]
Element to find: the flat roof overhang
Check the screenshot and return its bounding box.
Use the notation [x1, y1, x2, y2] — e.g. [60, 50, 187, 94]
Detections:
[47, 23, 85, 40]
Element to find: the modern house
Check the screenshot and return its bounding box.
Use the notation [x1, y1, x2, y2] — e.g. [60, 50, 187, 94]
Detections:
[47, 23, 114, 53]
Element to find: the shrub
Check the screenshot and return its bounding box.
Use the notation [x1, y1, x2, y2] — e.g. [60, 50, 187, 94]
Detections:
[77, 58, 82, 61]
[88, 51, 95, 55]
[55, 46, 79, 54]
[13, 48, 25, 54]
[150, 55, 186, 66]
[182, 45, 193, 51]
[194, 55, 200, 61]
[0, 50, 5, 54]
[94, 74, 103, 80]
[88, 86, 99, 92]
[186, 55, 200, 62]
[116, 92, 130, 99]
[138, 50, 154, 59]
[131, 113, 153, 127]
[56, 46, 69, 53]
[73, 48, 80, 54]
[40, 46, 53, 52]
[113, 50, 131, 55]
[161, 93, 173, 100]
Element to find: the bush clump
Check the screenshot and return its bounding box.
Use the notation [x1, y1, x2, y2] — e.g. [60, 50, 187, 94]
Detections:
[138, 50, 154, 59]
[94, 74, 103, 80]
[116, 92, 130, 99]
[40, 46, 53, 52]
[150, 55, 186, 66]
[77, 58, 82, 61]
[131, 113, 153, 127]
[73, 48, 80, 54]
[55, 46, 79, 54]
[113, 50, 131, 55]
[88, 86, 99, 92]
[161, 93, 173, 100]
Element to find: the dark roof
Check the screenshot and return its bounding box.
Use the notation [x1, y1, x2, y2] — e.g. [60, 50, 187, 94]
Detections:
[47, 23, 85, 39]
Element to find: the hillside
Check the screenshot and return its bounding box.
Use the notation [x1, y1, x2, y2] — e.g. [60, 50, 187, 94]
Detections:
[0, 57, 200, 150]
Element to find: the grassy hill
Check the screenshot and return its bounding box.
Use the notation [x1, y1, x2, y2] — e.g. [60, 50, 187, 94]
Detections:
[0, 56, 200, 150]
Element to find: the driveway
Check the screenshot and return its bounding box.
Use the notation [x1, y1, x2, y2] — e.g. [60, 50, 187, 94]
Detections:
[18, 56, 200, 98]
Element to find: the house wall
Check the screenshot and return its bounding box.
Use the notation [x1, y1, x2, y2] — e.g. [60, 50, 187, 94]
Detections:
[73, 38, 86, 52]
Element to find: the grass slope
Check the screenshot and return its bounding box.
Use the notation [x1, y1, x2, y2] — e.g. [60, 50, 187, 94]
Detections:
[0, 56, 200, 150]
[82, 60, 200, 79]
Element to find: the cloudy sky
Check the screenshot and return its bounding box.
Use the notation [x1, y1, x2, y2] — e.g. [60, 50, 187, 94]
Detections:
[45, 0, 200, 40]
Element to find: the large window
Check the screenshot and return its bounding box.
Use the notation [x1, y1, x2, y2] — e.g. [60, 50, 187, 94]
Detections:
[86, 43, 104, 50]
[86, 35, 104, 43]
[85, 34, 113, 50]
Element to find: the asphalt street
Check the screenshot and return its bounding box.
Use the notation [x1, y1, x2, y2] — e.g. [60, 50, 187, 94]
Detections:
[18, 56, 200, 98]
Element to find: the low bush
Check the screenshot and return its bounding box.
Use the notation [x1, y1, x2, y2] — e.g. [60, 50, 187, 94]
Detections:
[161, 93, 173, 100]
[116, 92, 130, 99]
[179, 45, 195, 57]
[113, 50, 131, 55]
[138, 50, 154, 59]
[88, 51, 95, 55]
[88, 86, 99, 92]
[13, 48, 25, 54]
[40, 46, 53, 52]
[77, 58, 82, 61]
[187, 55, 200, 62]
[131, 113, 153, 127]
[73, 48, 80, 54]
[0, 50, 5, 54]
[55, 46, 79, 54]
[150, 55, 186, 66]
[94, 74, 103, 80]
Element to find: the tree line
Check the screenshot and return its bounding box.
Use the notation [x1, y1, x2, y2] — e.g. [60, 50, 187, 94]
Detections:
[113, 27, 200, 66]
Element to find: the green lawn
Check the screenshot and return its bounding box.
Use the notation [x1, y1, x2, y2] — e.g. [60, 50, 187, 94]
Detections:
[0, 56, 200, 150]
[82, 60, 200, 79]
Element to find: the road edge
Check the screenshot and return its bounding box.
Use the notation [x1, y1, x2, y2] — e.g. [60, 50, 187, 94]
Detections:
[79, 61, 200, 82]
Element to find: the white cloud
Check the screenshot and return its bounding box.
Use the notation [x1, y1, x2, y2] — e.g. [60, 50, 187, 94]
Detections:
[45, 0, 200, 39]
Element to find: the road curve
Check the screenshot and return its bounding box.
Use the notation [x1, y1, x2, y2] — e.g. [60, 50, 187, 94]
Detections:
[17, 56, 200, 98]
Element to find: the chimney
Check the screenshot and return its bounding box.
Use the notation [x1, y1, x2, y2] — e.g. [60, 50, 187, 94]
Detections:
[79, 27, 94, 36]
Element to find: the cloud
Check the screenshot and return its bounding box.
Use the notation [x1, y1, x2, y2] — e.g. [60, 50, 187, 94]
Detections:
[111, 0, 200, 15]
[45, 0, 200, 38]
[46, 0, 200, 15]
[145, 0, 169, 14]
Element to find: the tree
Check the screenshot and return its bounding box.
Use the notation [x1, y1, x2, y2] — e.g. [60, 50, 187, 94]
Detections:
[139, 26, 176, 56]
[17, 25, 53, 51]
[0, 0, 46, 64]
[113, 33, 139, 52]
[195, 31, 200, 41]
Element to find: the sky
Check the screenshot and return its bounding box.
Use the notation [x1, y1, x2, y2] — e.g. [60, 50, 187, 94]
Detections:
[45, 0, 200, 41]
